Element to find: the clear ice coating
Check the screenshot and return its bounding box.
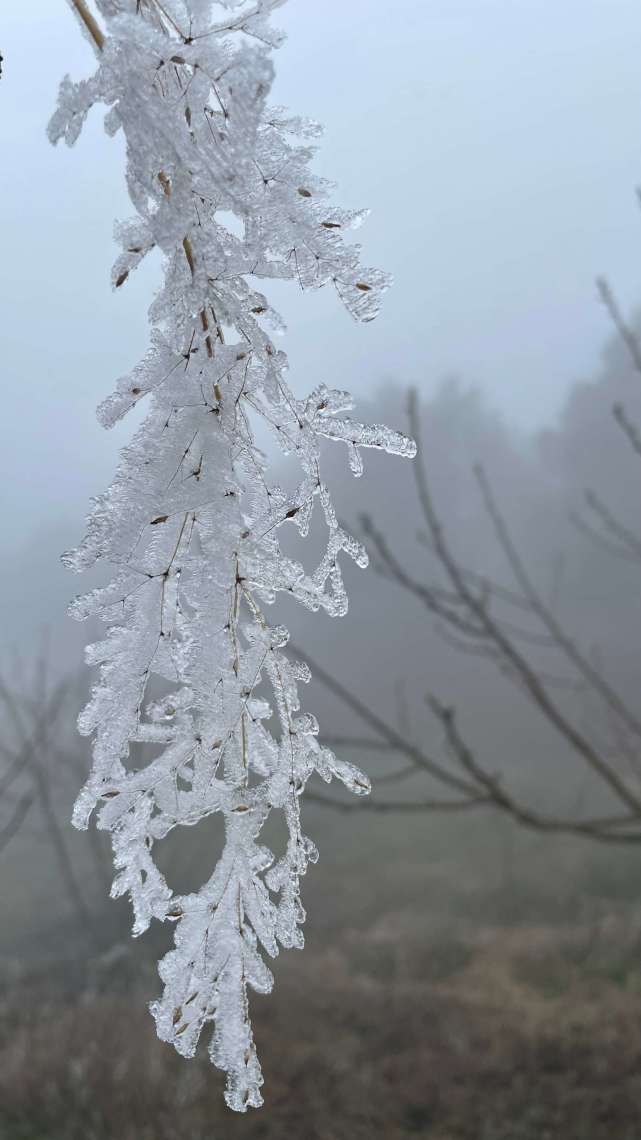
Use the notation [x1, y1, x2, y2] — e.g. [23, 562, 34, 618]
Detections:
[50, 0, 415, 1112]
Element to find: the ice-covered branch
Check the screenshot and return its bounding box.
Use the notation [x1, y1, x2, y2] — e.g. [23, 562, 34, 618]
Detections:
[50, 0, 414, 1112]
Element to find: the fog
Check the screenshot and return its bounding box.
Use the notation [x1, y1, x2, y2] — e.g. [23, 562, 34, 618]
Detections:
[3, 2, 641, 590]
[2, 4, 641, 1135]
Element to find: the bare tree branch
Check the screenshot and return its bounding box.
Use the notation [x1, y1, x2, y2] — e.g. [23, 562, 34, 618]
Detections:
[0, 669, 95, 929]
[293, 643, 482, 798]
[583, 489, 641, 562]
[428, 697, 641, 843]
[307, 381, 641, 842]
[473, 462, 641, 738]
[0, 793, 34, 856]
[597, 276, 641, 376]
[614, 401, 641, 459]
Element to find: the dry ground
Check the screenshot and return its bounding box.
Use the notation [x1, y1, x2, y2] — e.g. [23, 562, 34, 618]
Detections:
[3, 879, 641, 1139]
[3, 810, 641, 1138]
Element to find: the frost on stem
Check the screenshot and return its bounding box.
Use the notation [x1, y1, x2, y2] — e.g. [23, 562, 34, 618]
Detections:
[50, 0, 415, 1112]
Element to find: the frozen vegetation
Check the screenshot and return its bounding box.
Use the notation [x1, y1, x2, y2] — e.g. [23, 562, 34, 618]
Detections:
[49, 0, 414, 1111]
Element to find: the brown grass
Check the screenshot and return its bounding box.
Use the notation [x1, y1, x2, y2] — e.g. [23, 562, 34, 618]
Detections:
[2, 903, 641, 1140]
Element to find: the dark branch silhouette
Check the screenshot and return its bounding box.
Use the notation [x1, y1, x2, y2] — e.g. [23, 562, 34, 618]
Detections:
[309, 338, 641, 842]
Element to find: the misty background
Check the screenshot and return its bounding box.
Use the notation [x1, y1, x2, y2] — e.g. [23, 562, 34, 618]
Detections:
[4, 0, 641, 653]
[3, 3, 641, 1137]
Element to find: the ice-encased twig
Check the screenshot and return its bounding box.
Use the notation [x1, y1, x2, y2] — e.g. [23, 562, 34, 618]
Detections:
[50, 0, 414, 1111]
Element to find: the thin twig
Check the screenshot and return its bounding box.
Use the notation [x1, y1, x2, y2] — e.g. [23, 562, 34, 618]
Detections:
[293, 643, 481, 799]
[407, 389, 641, 815]
[70, 0, 105, 50]
[597, 276, 641, 376]
[474, 462, 641, 738]
[0, 794, 34, 855]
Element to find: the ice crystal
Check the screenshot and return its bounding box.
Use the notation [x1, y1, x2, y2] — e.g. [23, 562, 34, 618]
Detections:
[51, 0, 415, 1111]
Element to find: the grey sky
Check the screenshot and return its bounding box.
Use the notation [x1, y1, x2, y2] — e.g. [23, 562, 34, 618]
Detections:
[2, 0, 641, 638]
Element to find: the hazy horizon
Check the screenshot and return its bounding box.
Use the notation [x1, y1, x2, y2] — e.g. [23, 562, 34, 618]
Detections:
[3, 0, 641, 645]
